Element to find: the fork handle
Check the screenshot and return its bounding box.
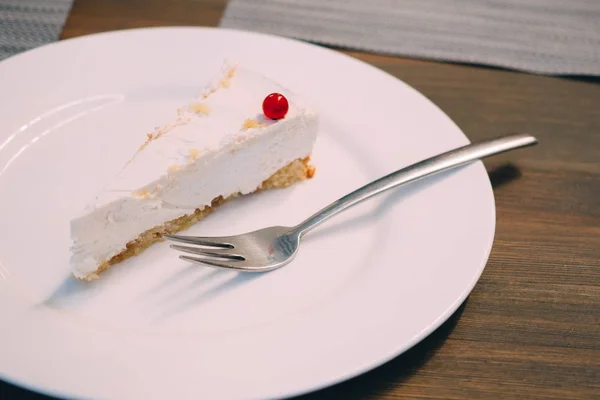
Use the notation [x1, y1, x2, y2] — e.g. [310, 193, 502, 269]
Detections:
[293, 133, 537, 237]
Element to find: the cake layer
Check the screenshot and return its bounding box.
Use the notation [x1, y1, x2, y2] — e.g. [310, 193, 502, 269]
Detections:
[78, 158, 314, 281]
[70, 62, 319, 279]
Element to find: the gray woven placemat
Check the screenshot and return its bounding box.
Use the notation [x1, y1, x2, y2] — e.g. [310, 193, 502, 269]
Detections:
[0, 0, 73, 61]
[220, 0, 600, 76]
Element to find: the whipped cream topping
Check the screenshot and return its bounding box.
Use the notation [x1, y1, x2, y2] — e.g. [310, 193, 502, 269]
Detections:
[70, 62, 318, 278]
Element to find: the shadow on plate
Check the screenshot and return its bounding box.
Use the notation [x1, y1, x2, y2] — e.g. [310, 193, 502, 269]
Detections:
[148, 267, 264, 322]
[290, 298, 469, 400]
[303, 165, 468, 243]
[303, 162, 521, 244]
[39, 273, 102, 308]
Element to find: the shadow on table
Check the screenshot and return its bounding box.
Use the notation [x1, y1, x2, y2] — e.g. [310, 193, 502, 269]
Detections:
[291, 299, 468, 400]
[0, 381, 56, 400]
[488, 163, 521, 189]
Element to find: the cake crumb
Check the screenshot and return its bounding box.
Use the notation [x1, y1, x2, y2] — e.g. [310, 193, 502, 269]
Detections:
[139, 121, 180, 151]
[190, 102, 211, 115]
[139, 133, 154, 150]
[202, 87, 217, 100]
[188, 148, 201, 161]
[242, 118, 263, 130]
[219, 66, 237, 88]
[84, 273, 99, 281]
[132, 188, 152, 199]
[168, 164, 182, 173]
[201, 65, 237, 99]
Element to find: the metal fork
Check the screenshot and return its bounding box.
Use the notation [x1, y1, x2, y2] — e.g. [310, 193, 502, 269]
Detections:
[165, 133, 537, 272]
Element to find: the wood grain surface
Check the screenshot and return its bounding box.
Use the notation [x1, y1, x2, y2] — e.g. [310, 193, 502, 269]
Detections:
[3, 0, 600, 399]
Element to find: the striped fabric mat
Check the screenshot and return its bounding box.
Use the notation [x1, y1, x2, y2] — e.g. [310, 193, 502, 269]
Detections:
[0, 0, 73, 60]
[220, 0, 600, 76]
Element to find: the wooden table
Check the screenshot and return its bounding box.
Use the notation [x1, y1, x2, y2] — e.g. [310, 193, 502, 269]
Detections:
[3, 1, 600, 399]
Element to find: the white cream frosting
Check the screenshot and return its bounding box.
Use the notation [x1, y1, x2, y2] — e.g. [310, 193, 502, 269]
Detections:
[70, 62, 318, 278]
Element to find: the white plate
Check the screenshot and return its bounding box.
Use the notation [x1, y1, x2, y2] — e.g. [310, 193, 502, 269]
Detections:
[0, 27, 495, 399]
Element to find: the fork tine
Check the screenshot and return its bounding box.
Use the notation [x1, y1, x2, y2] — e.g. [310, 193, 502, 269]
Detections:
[170, 244, 245, 261]
[179, 255, 242, 270]
[163, 234, 233, 248]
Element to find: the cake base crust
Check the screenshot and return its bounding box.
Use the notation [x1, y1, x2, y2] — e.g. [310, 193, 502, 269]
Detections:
[78, 157, 315, 281]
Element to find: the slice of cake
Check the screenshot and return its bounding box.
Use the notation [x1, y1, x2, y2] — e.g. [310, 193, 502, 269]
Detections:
[70, 62, 318, 280]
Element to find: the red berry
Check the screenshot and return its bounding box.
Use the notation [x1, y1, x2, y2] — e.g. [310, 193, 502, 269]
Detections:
[262, 93, 289, 120]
